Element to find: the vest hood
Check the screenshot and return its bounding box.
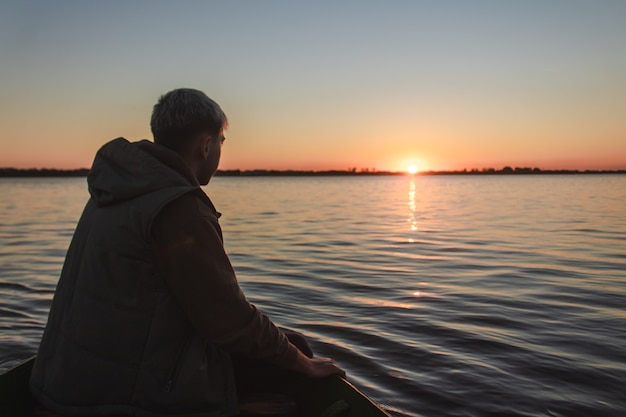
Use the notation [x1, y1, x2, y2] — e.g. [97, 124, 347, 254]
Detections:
[88, 138, 199, 207]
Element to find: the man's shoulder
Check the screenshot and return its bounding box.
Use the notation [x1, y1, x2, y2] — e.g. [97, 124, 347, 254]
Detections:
[153, 191, 219, 237]
[161, 191, 213, 219]
[173, 191, 218, 216]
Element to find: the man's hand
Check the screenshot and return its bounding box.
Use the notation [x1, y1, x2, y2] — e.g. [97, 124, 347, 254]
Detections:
[291, 351, 346, 379]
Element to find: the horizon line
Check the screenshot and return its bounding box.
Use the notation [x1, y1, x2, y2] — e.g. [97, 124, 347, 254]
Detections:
[1, 166, 625, 178]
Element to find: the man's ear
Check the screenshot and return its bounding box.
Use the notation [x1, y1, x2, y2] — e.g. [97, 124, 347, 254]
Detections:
[200, 134, 212, 159]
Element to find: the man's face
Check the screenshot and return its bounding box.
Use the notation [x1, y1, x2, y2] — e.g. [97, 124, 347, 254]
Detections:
[198, 130, 225, 185]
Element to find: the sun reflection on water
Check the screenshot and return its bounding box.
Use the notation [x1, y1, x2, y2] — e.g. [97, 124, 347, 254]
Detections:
[407, 179, 418, 240]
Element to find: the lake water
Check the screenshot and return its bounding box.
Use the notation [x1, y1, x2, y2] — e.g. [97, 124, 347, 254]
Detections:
[1, 175, 625, 417]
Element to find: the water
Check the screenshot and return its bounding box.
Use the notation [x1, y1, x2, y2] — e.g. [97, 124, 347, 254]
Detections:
[1, 175, 625, 417]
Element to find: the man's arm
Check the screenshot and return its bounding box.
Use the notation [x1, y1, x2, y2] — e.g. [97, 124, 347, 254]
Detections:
[152, 193, 296, 365]
[151, 193, 343, 379]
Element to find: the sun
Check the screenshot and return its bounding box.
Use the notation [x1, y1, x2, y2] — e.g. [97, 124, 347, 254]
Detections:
[407, 164, 419, 175]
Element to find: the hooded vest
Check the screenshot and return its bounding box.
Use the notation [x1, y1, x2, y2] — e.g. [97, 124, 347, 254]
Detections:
[30, 139, 238, 416]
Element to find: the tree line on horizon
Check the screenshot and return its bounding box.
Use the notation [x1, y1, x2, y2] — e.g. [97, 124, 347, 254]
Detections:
[1, 166, 624, 177]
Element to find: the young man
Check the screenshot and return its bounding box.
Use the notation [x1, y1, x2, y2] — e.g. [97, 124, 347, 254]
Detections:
[30, 88, 344, 417]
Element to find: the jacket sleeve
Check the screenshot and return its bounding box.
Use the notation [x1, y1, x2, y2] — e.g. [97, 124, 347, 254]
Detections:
[151, 192, 299, 368]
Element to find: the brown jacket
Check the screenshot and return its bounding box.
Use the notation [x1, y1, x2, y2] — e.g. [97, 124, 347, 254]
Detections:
[30, 138, 298, 417]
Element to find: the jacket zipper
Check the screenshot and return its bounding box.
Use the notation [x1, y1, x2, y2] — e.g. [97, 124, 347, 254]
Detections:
[164, 335, 190, 392]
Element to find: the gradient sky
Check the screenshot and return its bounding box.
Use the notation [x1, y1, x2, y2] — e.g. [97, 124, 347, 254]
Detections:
[1, 0, 625, 172]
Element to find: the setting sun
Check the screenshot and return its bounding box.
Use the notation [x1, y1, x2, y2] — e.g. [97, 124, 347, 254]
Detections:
[407, 164, 419, 175]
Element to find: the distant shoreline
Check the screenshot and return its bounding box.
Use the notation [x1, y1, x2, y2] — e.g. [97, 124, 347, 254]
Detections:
[1, 167, 625, 177]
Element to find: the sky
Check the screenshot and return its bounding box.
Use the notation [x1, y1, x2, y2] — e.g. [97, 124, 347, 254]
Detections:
[1, 0, 625, 172]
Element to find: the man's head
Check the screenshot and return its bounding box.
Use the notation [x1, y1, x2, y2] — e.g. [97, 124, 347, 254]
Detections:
[151, 88, 228, 184]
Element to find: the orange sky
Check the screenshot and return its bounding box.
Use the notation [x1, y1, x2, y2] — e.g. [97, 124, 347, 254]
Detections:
[1, 1, 625, 172]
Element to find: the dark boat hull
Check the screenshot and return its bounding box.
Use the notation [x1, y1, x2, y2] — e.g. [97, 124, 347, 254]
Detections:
[1, 357, 390, 417]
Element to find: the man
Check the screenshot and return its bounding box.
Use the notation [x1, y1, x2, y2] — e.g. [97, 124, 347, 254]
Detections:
[30, 88, 344, 417]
